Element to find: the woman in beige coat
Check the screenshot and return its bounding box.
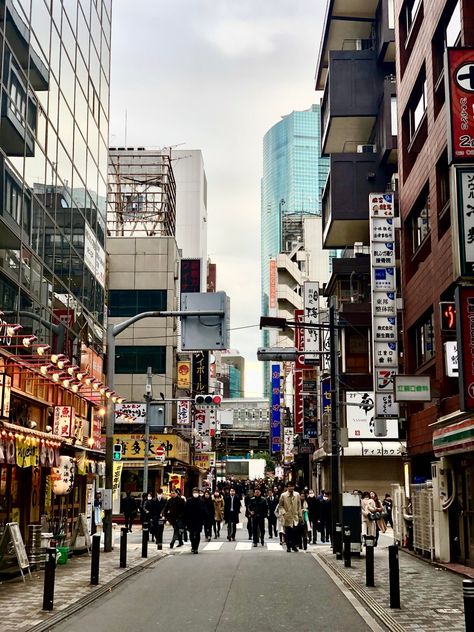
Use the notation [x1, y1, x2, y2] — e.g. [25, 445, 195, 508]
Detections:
[361, 491, 377, 540]
[278, 482, 303, 552]
[212, 490, 224, 538]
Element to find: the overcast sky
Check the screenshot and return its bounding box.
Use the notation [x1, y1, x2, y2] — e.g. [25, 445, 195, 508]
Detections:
[110, 0, 326, 397]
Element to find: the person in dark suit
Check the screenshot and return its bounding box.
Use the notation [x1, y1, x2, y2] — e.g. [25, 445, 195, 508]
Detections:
[306, 490, 319, 544]
[184, 487, 207, 554]
[248, 487, 268, 546]
[266, 489, 279, 538]
[150, 489, 167, 543]
[223, 488, 241, 541]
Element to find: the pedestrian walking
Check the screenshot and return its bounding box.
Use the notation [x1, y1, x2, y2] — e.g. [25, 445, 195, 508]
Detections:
[248, 487, 268, 546]
[223, 488, 241, 541]
[299, 491, 310, 550]
[212, 490, 224, 538]
[244, 488, 254, 540]
[266, 489, 278, 538]
[278, 482, 302, 552]
[361, 491, 377, 542]
[150, 489, 167, 543]
[163, 488, 186, 548]
[122, 491, 137, 533]
[370, 491, 386, 544]
[202, 490, 214, 541]
[307, 490, 319, 543]
[185, 488, 207, 554]
[383, 492, 393, 528]
[318, 491, 332, 543]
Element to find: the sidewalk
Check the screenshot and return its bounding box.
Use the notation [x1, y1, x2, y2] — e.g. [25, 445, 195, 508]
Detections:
[0, 527, 169, 632]
[315, 533, 466, 631]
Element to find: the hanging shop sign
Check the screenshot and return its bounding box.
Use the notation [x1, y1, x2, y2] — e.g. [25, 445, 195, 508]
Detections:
[111, 434, 190, 463]
[112, 462, 123, 502]
[271, 364, 281, 454]
[194, 452, 215, 470]
[294, 309, 306, 370]
[114, 402, 146, 424]
[0, 374, 11, 418]
[446, 48, 474, 163]
[303, 281, 320, 364]
[177, 361, 191, 390]
[369, 193, 399, 438]
[294, 369, 304, 435]
[53, 406, 75, 438]
[444, 341, 458, 377]
[283, 427, 294, 464]
[192, 351, 209, 395]
[269, 258, 277, 310]
[51, 456, 75, 495]
[394, 375, 431, 402]
[92, 413, 103, 450]
[303, 393, 318, 439]
[15, 436, 39, 468]
[177, 400, 191, 425]
[453, 165, 474, 277]
[455, 285, 474, 411]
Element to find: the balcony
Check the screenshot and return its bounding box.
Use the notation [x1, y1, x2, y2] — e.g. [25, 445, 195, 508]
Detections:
[316, 0, 380, 90]
[376, 77, 398, 166]
[321, 49, 382, 155]
[322, 153, 388, 248]
[376, 0, 396, 63]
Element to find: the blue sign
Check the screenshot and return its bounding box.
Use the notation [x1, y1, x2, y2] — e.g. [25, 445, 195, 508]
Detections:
[271, 364, 281, 454]
[321, 378, 331, 417]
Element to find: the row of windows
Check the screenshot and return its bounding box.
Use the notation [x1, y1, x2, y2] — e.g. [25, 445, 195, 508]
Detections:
[109, 290, 168, 318]
[115, 346, 166, 375]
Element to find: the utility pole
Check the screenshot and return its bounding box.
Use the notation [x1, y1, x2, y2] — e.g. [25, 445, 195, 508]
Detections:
[329, 299, 342, 544]
[143, 366, 153, 494]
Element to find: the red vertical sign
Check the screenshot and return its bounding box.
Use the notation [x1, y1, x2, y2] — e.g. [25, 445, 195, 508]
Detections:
[294, 309, 304, 433]
[447, 48, 474, 163]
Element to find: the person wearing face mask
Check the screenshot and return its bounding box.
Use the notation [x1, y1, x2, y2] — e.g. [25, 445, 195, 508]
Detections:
[212, 490, 224, 538]
[150, 489, 167, 544]
[306, 490, 319, 544]
[184, 487, 207, 554]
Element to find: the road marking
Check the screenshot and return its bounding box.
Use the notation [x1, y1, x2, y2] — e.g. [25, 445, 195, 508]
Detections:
[266, 543, 283, 551]
[203, 542, 224, 551]
[235, 542, 252, 551]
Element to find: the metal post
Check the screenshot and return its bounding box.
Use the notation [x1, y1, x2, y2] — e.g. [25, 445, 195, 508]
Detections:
[365, 536, 375, 587]
[142, 523, 149, 558]
[156, 516, 165, 550]
[90, 533, 100, 585]
[330, 301, 342, 544]
[120, 526, 128, 568]
[143, 367, 152, 495]
[343, 525, 351, 568]
[335, 523, 343, 560]
[463, 579, 474, 630]
[42, 547, 56, 611]
[389, 544, 400, 608]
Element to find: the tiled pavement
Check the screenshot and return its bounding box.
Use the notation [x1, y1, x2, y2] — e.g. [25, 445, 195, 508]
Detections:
[315, 533, 466, 632]
[0, 527, 469, 632]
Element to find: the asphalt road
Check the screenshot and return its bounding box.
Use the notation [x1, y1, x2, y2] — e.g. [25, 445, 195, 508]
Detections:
[51, 545, 373, 632]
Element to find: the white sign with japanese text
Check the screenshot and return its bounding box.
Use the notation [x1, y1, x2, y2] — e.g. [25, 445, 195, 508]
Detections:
[303, 281, 320, 362]
[114, 403, 146, 424]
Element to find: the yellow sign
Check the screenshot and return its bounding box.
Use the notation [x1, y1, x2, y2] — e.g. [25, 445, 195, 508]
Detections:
[112, 462, 123, 502]
[177, 361, 191, 389]
[193, 452, 215, 470]
[15, 437, 39, 468]
[111, 434, 190, 464]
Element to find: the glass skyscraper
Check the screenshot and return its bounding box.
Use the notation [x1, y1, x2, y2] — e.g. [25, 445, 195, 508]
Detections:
[260, 105, 329, 393]
[0, 0, 111, 353]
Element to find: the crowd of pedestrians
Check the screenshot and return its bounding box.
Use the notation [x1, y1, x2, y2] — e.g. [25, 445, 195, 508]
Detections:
[121, 478, 340, 554]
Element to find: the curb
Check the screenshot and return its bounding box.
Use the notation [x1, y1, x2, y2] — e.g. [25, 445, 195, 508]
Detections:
[26, 552, 165, 632]
[316, 552, 406, 632]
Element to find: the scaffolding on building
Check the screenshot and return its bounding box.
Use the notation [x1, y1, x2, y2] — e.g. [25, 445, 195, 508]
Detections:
[107, 149, 176, 237]
[281, 212, 304, 253]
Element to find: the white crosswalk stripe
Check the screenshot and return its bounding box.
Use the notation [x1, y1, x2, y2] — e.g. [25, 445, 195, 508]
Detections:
[203, 542, 224, 551]
[235, 542, 252, 550]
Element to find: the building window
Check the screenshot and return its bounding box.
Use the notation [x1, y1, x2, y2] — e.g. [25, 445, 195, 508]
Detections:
[409, 79, 427, 141]
[115, 345, 166, 374]
[406, 0, 423, 37]
[391, 97, 398, 136]
[415, 312, 434, 366]
[108, 289, 167, 317]
[432, 0, 461, 116]
[446, 0, 461, 47]
[411, 193, 430, 252]
[437, 150, 451, 236]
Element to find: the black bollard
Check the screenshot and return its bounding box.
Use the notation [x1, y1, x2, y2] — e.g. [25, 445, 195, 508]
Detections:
[120, 527, 128, 568]
[343, 525, 351, 568]
[42, 547, 57, 611]
[389, 544, 400, 608]
[142, 524, 149, 558]
[90, 533, 101, 585]
[156, 516, 165, 551]
[365, 535, 375, 587]
[463, 579, 474, 631]
[335, 523, 343, 560]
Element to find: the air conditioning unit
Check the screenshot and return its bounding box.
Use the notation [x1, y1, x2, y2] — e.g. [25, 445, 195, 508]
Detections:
[357, 144, 376, 153]
[391, 172, 399, 192]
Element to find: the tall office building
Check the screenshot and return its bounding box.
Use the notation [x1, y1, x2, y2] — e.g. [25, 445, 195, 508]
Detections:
[260, 105, 329, 393]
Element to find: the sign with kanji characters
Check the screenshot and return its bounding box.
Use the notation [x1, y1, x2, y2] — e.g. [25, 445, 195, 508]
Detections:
[0, 373, 11, 418]
[394, 375, 431, 401]
[294, 309, 306, 370]
[177, 400, 191, 425]
[373, 267, 396, 291]
[373, 292, 396, 316]
[444, 341, 458, 377]
[53, 406, 75, 438]
[269, 259, 277, 310]
[271, 364, 281, 454]
[294, 369, 304, 434]
[446, 48, 474, 163]
[374, 342, 397, 366]
[455, 286, 474, 410]
[303, 393, 318, 439]
[454, 165, 474, 277]
[303, 281, 320, 363]
[193, 452, 215, 470]
[373, 317, 397, 341]
[370, 217, 394, 242]
[372, 243, 395, 267]
[177, 361, 191, 389]
[283, 427, 294, 464]
[114, 403, 146, 424]
[375, 392, 399, 418]
[368, 195, 395, 217]
[110, 434, 190, 463]
[346, 391, 374, 439]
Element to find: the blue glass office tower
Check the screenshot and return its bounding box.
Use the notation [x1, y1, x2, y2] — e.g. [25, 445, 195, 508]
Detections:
[261, 105, 329, 395]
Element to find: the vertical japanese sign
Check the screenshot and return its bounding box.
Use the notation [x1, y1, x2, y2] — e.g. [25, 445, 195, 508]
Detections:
[271, 364, 281, 454]
[269, 258, 277, 310]
[53, 406, 75, 438]
[177, 400, 191, 425]
[177, 361, 191, 389]
[303, 394, 318, 439]
[369, 193, 399, 437]
[294, 369, 304, 434]
[446, 48, 474, 163]
[283, 427, 294, 464]
[454, 166, 474, 277]
[455, 286, 474, 411]
[192, 351, 209, 395]
[303, 281, 320, 363]
[0, 374, 11, 418]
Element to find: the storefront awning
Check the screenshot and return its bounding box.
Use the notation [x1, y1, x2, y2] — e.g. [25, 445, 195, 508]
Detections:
[433, 418, 474, 457]
[313, 440, 406, 461]
[0, 420, 63, 444]
[122, 460, 165, 468]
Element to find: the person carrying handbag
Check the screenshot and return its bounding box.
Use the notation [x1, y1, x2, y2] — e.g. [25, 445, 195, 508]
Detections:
[361, 491, 377, 542]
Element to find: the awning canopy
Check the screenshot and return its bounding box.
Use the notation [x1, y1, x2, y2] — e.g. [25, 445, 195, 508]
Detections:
[313, 440, 406, 461]
[433, 419, 474, 457]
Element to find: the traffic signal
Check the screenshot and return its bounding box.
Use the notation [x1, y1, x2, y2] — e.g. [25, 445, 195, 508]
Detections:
[195, 394, 222, 406]
[440, 302, 456, 333]
[113, 443, 123, 460]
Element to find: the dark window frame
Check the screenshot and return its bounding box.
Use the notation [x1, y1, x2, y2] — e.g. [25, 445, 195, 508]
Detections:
[115, 345, 166, 375]
[108, 289, 167, 318]
[414, 311, 435, 367]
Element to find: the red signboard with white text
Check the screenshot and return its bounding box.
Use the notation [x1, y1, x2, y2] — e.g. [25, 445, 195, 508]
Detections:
[293, 369, 304, 434]
[446, 48, 474, 163]
[455, 286, 474, 411]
